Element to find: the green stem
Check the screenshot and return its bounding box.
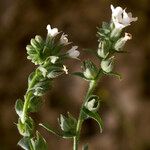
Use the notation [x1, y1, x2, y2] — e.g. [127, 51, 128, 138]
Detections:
[73, 70, 102, 150]
[21, 72, 37, 123]
[73, 80, 97, 150]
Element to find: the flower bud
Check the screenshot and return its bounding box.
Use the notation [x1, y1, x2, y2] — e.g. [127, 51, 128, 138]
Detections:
[101, 57, 114, 73]
[97, 41, 109, 58]
[83, 60, 98, 80]
[114, 33, 132, 51]
[85, 95, 100, 112]
[35, 35, 44, 44]
[59, 113, 77, 133]
[67, 46, 80, 59]
[46, 24, 59, 37]
[60, 34, 68, 45]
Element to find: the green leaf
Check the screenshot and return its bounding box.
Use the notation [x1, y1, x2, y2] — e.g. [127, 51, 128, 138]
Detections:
[104, 71, 122, 80]
[82, 107, 103, 133]
[39, 123, 75, 139]
[17, 117, 34, 137]
[32, 131, 48, 150]
[18, 137, 31, 150]
[39, 123, 61, 137]
[32, 79, 50, 96]
[72, 72, 88, 80]
[15, 99, 24, 118]
[28, 96, 43, 112]
[82, 144, 88, 150]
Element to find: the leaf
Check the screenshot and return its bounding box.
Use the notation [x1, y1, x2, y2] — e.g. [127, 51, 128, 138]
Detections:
[39, 123, 75, 139]
[33, 131, 48, 150]
[39, 123, 61, 137]
[17, 117, 34, 137]
[82, 107, 103, 133]
[72, 72, 87, 80]
[28, 96, 43, 112]
[15, 99, 24, 118]
[82, 143, 88, 150]
[104, 71, 122, 80]
[18, 137, 31, 150]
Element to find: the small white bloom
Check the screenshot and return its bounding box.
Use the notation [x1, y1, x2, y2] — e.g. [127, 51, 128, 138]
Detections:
[46, 24, 59, 37]
[62, 65, 68, 74]
[50, 56, 59, 64]
[60, 34, 69, 45]
[67, 46, 80, 58]
[111, 5, 138, 30]
[114, 33, 132, 51]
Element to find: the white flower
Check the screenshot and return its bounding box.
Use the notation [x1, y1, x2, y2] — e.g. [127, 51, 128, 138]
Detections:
[60, 34, 69, 45]
[114, 33, 132, 51]
[62, 65, 68, 74]
[67, 46, 80, 58]
[111, 5, 138, 30]
[46, 24, 59, 37]
[50, 56, 59, 64]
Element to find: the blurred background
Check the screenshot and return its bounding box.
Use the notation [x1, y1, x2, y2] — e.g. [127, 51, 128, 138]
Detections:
[0, 0, 150, 150]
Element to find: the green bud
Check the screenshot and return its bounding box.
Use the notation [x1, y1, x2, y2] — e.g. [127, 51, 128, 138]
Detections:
[114, 33, 132, 51]
[110, 23, 122, 39]
[97, 41, 109, 58]
[30, 38, 40, 50]
[83, 60, 98, 80]
[101, 57, 114, 73]
[59, 113, 77, 133]
[85, 95, 100, 112]
[35, 35, 44, 44]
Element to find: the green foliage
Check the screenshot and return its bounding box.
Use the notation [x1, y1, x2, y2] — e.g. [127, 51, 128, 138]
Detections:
[15, 99, 24, 118]
[31, 132, 48, 150]
[82, 107, 103, 133]
[58, 113, 77, 136]
[18, 137, 32, 150]
[18, 132, 48, 150]
[15, 5, 137, 150]
[28, 96, 43, 113]
[40, 113, 77, 139]
[17, 117, 34, 137]
[82, 60, 98, 80]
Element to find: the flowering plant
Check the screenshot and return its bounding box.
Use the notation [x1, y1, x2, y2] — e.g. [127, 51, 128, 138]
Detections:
[15, 5, 137, 150]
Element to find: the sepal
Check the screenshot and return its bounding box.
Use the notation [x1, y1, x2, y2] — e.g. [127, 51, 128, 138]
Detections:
[83, 60, 98, 80]
[101, 56, 114, 73]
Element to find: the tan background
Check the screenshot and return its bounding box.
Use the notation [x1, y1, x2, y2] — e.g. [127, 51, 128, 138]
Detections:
[0, 0, 150, 150]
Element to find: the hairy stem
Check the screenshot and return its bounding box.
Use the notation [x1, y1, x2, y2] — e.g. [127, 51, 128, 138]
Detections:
[22, 72, 37, 123]
[73, 80, 97, 150]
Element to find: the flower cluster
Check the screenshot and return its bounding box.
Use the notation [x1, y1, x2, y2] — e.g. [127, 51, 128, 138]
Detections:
[15, 24, 80, 150]
[97, 5, 137, 74]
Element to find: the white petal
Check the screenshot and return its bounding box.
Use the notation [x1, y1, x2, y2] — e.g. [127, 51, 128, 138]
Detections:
[67, 46, 80, 58]
[46, 24, 59, 37]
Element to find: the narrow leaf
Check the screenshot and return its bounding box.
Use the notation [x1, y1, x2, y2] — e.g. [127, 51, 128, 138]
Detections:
[39, 123, 61, 137]
[82, 107, 103, 133]
[15, 99, 24, 118]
